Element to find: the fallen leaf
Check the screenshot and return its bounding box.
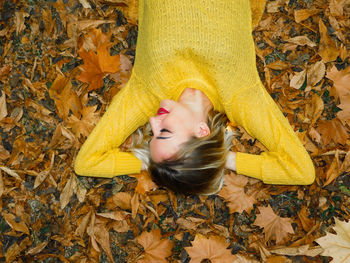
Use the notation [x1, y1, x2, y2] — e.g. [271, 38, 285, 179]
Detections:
[15, 12, 29, 35]
[26, 241, 48, 255]
[48, 75, 82, 121]
[129, 171, 157, 195]
[318, 19, 339, 63]
[0, 91, 7, 121]
[253, 205, 294, 244]
[290, 70, 306, 89]
[286, 36, 316, 47]
[307, 61, 326, 87]
[294, 9, 321, 23]
[324, 151, 340, 187]
[77, 29, 120, 91]
[326, 66, 350, 125]
[317, 118, 348, 145]
[218, 173, 256, 214]
[60, 175, 77, 209]
[269, 244, 323, 257]
[3, 212, 30, 235]
[137, 228, 173, 263]
[185, 234, 236, 263]
[315, 218, 350, 262]
[66, 105, 99, 138]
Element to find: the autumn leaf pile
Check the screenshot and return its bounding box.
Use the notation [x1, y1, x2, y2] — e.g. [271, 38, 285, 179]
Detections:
[0, 0, 349, 262]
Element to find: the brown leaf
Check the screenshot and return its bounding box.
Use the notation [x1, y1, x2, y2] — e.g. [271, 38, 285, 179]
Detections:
[66, 105, 99, 138]
[137, 228, 173, 263]
[297, 207, 314, 232]
[318, 19, 339, 63]
[317, 118, 348, 145]
[0, 91, 7, 121]
[49, 75, 82, 121]
[326, 66, 350, 125]
[26, 241, 49, 255]
[93, 217, 114, 263]
[75, 210, 92, 237]
[185, 234, 236, 263]
[286, 36, 316, 47]
[107, 191, 132, 210]
[294, 9, 321, 23]
[269, 244, 323, 257]
[324, 151, 340, 187]
[3, 212, 30, 235]
[60, 175, 77, 209]
[307, 61, 326, 87]
[290, 70, 306, 90]
[15, 12, 29, 35]
[218, 173, 256, 214]
[253, 205, 294, 244]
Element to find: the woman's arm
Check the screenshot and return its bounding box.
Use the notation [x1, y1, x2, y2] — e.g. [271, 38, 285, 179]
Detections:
[74, 77, 158, 177]
[225, 84, 315, 185]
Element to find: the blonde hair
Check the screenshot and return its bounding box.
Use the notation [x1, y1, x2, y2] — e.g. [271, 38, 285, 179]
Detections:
[131, 111, 234, 195]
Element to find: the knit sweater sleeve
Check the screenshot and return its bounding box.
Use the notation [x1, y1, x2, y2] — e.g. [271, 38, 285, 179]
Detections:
[226, 84, 315, 185]
[74, 76, 157, 177]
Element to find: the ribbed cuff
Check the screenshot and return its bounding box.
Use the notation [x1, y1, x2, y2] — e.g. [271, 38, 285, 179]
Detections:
[236, 152, 263, 181]
[114, 152, 142, 175]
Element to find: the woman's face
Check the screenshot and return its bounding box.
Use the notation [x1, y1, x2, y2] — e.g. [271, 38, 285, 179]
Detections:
[149, 99, 207, 162]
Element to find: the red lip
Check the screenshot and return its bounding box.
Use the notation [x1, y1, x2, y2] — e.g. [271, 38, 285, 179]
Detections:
[157, 107, 169, 115]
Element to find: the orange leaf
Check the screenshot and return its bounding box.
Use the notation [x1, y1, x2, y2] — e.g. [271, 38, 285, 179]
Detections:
[130, 171, 157, 195]
[253, 205, 294, 244]
[218, 173, 256, 214]
[77, 29, 120, 91]
[137, 229, 173, 263]
[185, 234, 236, 263]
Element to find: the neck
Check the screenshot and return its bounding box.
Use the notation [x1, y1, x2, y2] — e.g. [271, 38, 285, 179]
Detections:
[178, 88, 213, 121]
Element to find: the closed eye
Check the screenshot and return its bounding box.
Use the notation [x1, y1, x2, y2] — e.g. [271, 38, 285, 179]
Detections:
[156, 128, 172, 139]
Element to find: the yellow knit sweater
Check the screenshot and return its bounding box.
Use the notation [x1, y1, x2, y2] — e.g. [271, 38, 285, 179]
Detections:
[74, 0, 315, 185]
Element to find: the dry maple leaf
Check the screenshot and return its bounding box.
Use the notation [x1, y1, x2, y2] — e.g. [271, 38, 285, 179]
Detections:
[137, 228, 173, 263]
[326, 66, 350, 125]
[129, 171, 157, 195]
[77, 29, 120, 91]
[66, 105, 99, 138]
[317, 118, 348, 145]
[185, 234, 236, 263]
[49, 75, 82, 121]
[315, 218, 350, 262]
[218, 173, 256, 214]
[253, 205, 294, 244]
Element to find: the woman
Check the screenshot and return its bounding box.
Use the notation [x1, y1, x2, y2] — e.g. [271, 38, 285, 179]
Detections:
[74, 0, 315, 194]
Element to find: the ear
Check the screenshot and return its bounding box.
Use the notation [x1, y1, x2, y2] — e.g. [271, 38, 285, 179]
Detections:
[195, 122, 210, 138]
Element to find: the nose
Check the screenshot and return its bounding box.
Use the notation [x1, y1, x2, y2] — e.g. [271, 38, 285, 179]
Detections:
[149, 116, 160, 136]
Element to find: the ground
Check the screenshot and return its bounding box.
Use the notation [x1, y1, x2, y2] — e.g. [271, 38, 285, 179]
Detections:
[0, 0, 350, 262]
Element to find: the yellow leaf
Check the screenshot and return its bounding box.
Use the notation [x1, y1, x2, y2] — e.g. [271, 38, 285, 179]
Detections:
[315, 218, 350, 262]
